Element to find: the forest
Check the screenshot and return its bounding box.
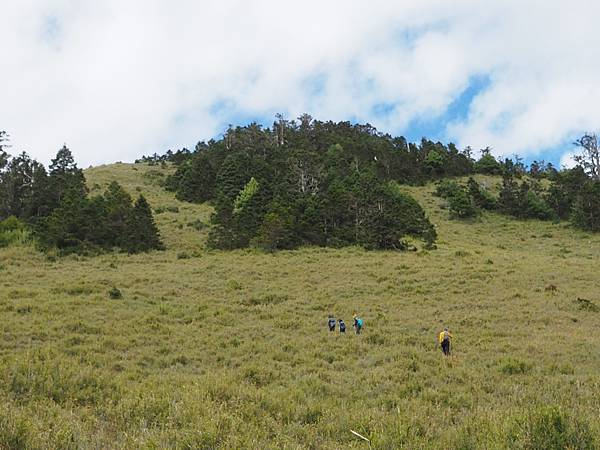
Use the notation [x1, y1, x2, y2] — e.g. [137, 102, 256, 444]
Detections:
[0, 132, 163, 254]
[3, 118, 600, 255]
[152, 116, 600, 250]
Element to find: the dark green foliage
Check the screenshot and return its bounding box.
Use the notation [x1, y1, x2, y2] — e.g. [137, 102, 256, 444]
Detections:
[435, 180, 479, 219]
[474, 151, 501, 175]
[571, 180, 600, 232]
[546, 168, 588, 220]
[467, 178, 496, 210]
[575, 297, 598, 312]
[136, 148, 192, 165]
[448, 188, 478, 218]
[108, 287, 123, 299]
[252, 200, 298, 251]
[434, 180, 462, 198]
[164, 119, 479, 204]
[499, 177, 553, 220]
[123, 195, 165, 253]
[165, 119, 439, 251]
[38, 185, 164, 255]
[168, 153, 216, 203]
[0, 142, 164, 255]
[104, 181, 133, 247]
[47, 145, 87, 210]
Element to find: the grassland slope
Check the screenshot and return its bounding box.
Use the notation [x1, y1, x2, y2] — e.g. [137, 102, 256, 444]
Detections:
[0, 163, 598, 449]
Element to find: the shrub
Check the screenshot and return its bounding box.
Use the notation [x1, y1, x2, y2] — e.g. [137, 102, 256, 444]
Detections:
[507, 406, 595, 450]
[500, 358, 531, 375]
[0, 217, 30, 248]
[434, 180, 462, 198]
[448, 188, 478, 218]
[575, 297, 598, 312]
[108, 287, 122, 299]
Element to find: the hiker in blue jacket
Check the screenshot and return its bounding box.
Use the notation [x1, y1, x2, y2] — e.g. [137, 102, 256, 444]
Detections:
[353, 314, 363, 335]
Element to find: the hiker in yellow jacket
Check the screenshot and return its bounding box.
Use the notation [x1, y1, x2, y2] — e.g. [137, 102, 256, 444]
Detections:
[438, 327, 452, 356]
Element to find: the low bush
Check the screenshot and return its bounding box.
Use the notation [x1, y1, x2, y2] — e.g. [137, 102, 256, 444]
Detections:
[108, 287, 122, 299]
[507, 406, 596, 449]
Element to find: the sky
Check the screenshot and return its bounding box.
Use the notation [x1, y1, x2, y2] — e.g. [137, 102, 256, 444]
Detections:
[2, 1, 599, 168]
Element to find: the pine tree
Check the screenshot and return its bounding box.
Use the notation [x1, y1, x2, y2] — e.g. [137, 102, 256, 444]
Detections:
[124, 195, 164, 253]
[103, 181, 133, 248]
[498, 175, 520, 216]
[48, 145, 87, 209]
[467, 177, 496, 210]
[24, 162, 50, 221]
[0, 152, 37, 220]
[176, 153, 216, 203]
[571, 181, 600, 231]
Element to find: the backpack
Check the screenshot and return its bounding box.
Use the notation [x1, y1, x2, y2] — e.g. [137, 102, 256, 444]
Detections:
[357, 318, 363, 328]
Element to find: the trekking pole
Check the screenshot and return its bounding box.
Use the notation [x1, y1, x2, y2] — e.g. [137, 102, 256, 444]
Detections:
[350, 430, 372, 448]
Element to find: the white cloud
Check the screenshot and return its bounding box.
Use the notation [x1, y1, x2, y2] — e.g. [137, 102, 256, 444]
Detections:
[1, 0, 599, 166]
[560, 151, 578, 170]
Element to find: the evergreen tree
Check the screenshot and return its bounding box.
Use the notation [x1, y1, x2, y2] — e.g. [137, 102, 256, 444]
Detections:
[24, 162, 50, 221]
[0, 152, 36, 219]
[467, 177, 496, 210]
[175, 153, 216, 203]
[48, 145, 87, 209]
[123, 195, 164, 253]
[41, 190, 100, 252]
[475, 149, 501, 174]
[498, 175, 520, 216]
[571, 181, 600, 231]
[252, 200, 297, 251]
[546, 167, 588, 219]
[103, 181, 133, 247]
[448, 187, 478, 219]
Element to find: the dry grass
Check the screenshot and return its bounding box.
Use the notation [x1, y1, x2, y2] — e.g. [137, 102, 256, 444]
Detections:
[0, 164, 598, 448]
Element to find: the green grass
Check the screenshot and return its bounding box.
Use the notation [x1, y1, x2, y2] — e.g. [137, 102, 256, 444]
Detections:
[0, 164, 599, 448]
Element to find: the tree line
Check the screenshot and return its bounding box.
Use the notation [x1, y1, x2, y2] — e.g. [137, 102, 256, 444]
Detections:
[159, 117, 600, 245]
[162, 116, 479, 251]
[0, 134, 163, 254]
[435, 166, 600, 231]
[430, 133, 600, 230]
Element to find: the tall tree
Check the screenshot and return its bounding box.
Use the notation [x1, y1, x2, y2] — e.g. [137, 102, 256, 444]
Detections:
[0, 131, 10, 170]
[573, 133, 600, 180]
[0, 152, 36, 219]
[48, 144, 87, 207]
[571, 180, 600, 231]
[103, 181, 133, 247]
[123, 195, 164, 253]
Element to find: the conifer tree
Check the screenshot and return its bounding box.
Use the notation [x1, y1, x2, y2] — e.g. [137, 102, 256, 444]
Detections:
[124, 195, 164, 253]
[176, 153, 216, 203]
[571, 181, 600, 231]
[103, 181, 133, 247]
[48, 145, 87, 208]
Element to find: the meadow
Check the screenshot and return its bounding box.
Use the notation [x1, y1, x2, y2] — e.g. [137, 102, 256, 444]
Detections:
[0, 163, 599, 449]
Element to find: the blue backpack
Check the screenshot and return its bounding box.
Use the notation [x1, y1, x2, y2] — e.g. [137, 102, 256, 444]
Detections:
[357, 318, 363, 328]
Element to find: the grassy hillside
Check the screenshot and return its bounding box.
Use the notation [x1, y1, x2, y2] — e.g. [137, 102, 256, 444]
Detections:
[0, 163, 599, 449]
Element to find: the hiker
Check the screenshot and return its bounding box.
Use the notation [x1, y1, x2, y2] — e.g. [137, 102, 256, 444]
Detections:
[328, 316, 336, 332]
[438, 327, 452, 356]
[339, 319, 346, 333]
[353, 314, 363, 335]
